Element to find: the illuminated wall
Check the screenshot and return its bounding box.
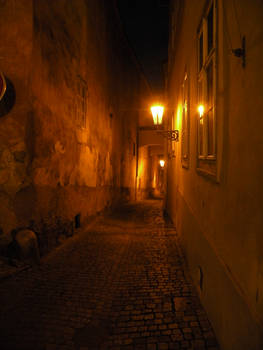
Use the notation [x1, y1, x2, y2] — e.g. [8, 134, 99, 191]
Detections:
[137, 126, 164, 200]
[137, 145, 151, 199]
[167, 1, 263, 349]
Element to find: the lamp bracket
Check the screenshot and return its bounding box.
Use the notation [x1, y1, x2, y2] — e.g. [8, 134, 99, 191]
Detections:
[232, 36, 246, 68]
[157, 129, 179, 142]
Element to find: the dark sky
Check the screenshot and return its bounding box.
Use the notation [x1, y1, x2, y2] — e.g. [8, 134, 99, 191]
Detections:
[117, 0, 169, 93]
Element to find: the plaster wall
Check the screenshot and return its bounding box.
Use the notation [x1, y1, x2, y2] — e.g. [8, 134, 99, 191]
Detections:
[137, 131, 164, 200]
[139, 130, 164, 147]
[137, 145, 151, 200]
[167, 0, 263, 349]
[150, 153, 164, 198]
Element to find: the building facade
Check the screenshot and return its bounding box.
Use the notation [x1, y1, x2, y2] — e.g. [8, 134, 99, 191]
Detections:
[166, 1, 263, 349]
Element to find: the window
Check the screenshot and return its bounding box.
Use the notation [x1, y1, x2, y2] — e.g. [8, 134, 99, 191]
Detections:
[76, 76, 88, 128]
[133, 142, 136, 157]
[181, 72, 190, 168]
[197, 0, 216, 173]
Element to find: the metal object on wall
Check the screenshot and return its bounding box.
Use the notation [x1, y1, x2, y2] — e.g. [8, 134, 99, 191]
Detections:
[232, 36, 246, 68]
[157, 129, 179, 142]
[0, 75, 16, 118]
[0, 72, 6, 101]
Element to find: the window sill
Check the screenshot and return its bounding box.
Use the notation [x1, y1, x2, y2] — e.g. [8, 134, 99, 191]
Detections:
[198, 155, 216, 160]
[181, 157, 189, 169]
[196, 157, 219, 183]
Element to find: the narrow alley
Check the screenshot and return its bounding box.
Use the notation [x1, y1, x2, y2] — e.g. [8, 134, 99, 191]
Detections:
[0, 1, 263, 349]
[0, 200, 218, 350]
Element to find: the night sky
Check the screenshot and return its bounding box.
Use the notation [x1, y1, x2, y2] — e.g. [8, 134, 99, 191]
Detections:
[117, 0, 170, 94]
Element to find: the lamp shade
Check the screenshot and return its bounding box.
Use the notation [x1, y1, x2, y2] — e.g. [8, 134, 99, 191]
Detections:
[151, 105, 164, 125]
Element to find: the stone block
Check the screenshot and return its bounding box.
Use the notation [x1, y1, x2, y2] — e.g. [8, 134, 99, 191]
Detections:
[0, 231, 12, 255]
[15, 229, 40, 264]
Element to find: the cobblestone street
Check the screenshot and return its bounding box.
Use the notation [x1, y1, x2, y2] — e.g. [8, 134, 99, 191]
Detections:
[0, 200, 219, 350]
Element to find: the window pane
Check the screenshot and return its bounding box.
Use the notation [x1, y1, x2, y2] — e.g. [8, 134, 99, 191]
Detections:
[207, 5, 213, 53]
[207, 109, 214, 155]
[198, 79, 203, 103]
[199, 33, 203, 71]
[206, 61, 213, 108]
[182, 74, 189, 160]
[199, 120, 204, 156]
[182, 102, 189, 158]
[206, 60, 214, 155]
[198, 78, 204, 156]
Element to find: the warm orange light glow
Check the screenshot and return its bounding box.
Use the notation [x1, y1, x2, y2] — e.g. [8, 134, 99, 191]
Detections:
[198, 104, 205, 117]
[151, 105, 164, 125]
[176, 105, 182, 129]
[159, 160, 165, 168]
[198, 105, 204, 125]
[153, 174, 156, 187]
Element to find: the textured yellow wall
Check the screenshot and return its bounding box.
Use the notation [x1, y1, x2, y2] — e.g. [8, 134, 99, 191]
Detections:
[137, 145, 151, 199]
[167, 0, 263, 349]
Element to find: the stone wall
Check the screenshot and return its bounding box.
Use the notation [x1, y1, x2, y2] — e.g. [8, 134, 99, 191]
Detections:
[0, 0, 150, 254]
[0, 0, 33, 237]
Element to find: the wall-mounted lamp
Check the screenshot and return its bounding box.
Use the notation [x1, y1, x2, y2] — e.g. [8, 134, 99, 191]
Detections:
[159, 159, 165, 168]
[198, 104, 204, 117]
[198, 104, 204, 125]
[151, 105, 164, 125]
[150, 104, 179, 142]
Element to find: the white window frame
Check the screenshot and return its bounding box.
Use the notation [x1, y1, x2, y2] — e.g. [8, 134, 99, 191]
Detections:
[76, 76, 88, 129]
[197, 0, 217, 161]
[181, 71, 190, 168]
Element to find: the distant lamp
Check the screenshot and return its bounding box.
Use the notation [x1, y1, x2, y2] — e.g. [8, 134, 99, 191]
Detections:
[150, 104, 179, 142]
[151, 105, 164, 125]
[198, 104, 204, 117]
[159, 160, 165, 168]
[198, 104, 204, 125]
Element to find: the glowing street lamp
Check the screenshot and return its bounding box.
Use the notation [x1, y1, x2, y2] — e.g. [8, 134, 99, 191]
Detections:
[198, 104, 205, 125]
[150, 104, 179, 142]
[198, 104, 204, 117]
[159, 160, 165, 168]
[151, 105, 164, 125]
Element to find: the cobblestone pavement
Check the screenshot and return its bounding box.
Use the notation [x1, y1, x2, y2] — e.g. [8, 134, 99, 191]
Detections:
[0, 200, 219, 350]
